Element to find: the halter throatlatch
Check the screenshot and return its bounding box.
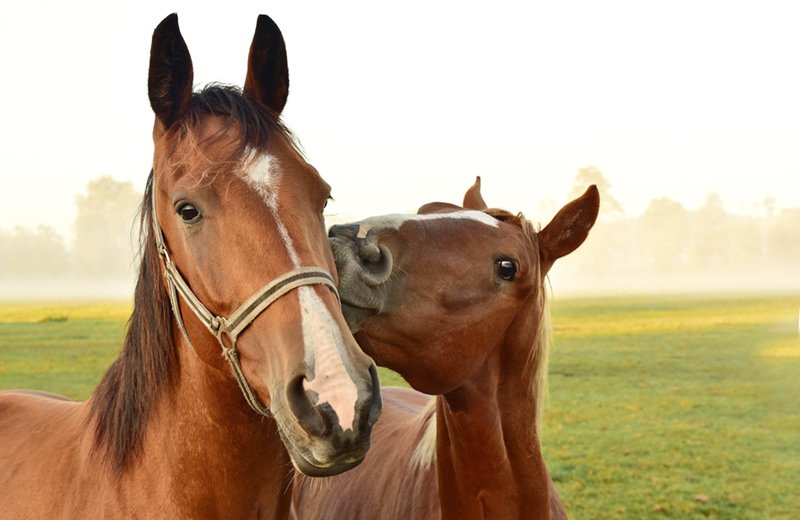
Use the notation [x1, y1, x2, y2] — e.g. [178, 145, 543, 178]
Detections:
[151, 184, 340, 417]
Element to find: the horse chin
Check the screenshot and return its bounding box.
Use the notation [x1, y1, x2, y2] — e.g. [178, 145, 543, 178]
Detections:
[277, 426, 367, 477]
[289, 449, 365, 477]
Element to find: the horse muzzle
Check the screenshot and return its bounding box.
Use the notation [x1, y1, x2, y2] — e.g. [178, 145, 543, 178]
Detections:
[328, 228, 396, 331]
[277, 362, 382, 476]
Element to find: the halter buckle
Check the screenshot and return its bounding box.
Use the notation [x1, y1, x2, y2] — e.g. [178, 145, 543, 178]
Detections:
[210, 316, 236, 353]
[210, 316, 222, 333]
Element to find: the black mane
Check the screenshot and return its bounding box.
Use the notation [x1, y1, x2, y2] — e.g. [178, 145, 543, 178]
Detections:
[88, 173, 176, 473]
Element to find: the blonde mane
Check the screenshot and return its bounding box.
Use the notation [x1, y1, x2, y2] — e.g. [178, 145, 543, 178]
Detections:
[410, 210, 553, 470]
[484, 209, 552, 425]
[521, 213, 553, 427]
[409, 399, 438, 471]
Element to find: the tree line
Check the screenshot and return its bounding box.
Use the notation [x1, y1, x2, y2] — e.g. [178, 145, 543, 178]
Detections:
[558, 167, 799, 291]
[0, 176, 141, 281]
[1, 170, 797, 292]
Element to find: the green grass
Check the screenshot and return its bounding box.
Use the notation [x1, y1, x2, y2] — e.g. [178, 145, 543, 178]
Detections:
[0, 318, 125, 398]
[543, 295, 800, 519]
[0, 296, 797, 518]
[0, 301, 406, 399]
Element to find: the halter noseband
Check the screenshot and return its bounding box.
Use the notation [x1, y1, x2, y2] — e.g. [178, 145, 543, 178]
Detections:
[151, 182, 339, 417]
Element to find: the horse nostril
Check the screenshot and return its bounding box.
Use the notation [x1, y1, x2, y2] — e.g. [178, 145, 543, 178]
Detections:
[360, 242, 382, 263]
[358, 243, 393, 285]
[286, 375, 326, 437]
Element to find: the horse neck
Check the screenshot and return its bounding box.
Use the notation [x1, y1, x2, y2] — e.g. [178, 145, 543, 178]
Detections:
[142, 329, 293, 519]
[435, 293, 551, 520]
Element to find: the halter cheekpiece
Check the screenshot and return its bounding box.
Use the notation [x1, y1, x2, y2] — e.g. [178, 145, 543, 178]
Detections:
[151, 180, 340, 417]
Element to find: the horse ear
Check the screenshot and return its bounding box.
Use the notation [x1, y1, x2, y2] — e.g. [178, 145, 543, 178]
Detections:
[148, 13, 194, 129]
[463, 176, 488, 210]
[244, 15, 289, 114]
[539, 185, 600, 272]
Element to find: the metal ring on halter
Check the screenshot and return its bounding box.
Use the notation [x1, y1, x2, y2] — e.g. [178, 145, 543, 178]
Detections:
[149, 177, 340, 417]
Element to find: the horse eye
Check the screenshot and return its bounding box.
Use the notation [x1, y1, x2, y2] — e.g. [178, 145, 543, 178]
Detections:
[497, 259, 517, 281]
[177, 203, 201, 223]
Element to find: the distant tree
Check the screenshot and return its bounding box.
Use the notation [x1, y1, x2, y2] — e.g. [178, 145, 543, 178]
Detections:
[765, 207, 800, 270]
[0, 228, 11, 276]
[728, 216, 764, 271]
[762, 196, 776, 218]
[0, 225, 69, 278]
[639, 197, 689, 273]
[563, 166, 626, 276]
[688, 193, 730, 271]
[568, 166, 624, 218]
[72, 176, 142, 279]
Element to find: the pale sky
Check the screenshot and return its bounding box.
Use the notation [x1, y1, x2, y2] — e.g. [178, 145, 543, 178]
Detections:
[1, 0, 798, 241]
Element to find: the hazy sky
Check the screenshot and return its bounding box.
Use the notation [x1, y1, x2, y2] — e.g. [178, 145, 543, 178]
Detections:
[1, 0, 798, 241]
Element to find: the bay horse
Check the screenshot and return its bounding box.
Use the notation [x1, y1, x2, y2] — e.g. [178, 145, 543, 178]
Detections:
[292, 178, 599, 519]
[0, 14, 381, 519]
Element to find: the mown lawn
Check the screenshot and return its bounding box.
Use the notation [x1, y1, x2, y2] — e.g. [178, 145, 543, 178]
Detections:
[0, 295, 797, 519]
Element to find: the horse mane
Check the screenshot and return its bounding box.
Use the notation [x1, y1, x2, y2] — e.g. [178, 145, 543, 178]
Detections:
[409, 399, 437, 471]
[410, 209, 553, 470]
[484, 208, 552, 427]
[88, 172, 176, 473]
[88, 84, 294, 474]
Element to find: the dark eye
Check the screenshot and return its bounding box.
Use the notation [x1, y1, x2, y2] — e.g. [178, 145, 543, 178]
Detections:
[497, 259, 517, 281]
[177, 203, 201, 223]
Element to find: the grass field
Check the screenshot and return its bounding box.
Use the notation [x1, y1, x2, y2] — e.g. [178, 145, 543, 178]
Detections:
[1, 295, 798, 519]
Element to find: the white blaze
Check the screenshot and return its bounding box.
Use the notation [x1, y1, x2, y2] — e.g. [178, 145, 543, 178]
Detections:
[356, 210, 499, 238]
[242, 152, 359, 430]
[245, 152, 301, 267]
[298, 287, 358, 430]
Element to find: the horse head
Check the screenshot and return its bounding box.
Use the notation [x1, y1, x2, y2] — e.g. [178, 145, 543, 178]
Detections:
[329, 177, 599, 394]
[147, 14, 381, 476]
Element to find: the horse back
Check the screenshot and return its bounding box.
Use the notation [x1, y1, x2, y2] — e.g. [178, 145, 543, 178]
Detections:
[0, 390, 90, 518]
[3, 388, 74, 401]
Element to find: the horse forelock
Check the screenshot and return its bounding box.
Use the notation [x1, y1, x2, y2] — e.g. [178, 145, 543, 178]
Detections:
[159, 84, 305, 185]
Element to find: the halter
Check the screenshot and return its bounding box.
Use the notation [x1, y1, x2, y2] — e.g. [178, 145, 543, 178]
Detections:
[150, 181, 340, 417]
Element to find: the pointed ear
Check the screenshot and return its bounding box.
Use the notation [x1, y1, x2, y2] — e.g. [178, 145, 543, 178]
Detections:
[539, 185, 600, 272]
[148, 13, 193, 129]
[463, 176, 488, 210]
[244, 15, 289, 114]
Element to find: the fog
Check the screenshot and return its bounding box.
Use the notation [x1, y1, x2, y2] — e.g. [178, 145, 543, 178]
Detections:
[1, 169, 797, 301]
[1, 1, 798, 300]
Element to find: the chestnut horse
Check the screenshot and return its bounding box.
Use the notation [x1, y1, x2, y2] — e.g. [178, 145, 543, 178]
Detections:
[292, 178, 600, 519]
[0, 14, 381, 519]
